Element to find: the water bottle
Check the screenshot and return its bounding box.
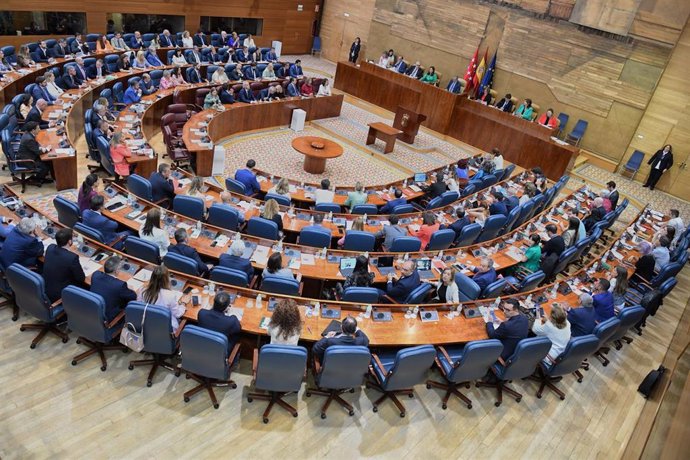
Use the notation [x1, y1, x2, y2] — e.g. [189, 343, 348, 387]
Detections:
[276, 238, 283, 253]
[492, 296, 501, 309]
[364, 305, 372, 319]
[364, 251, 369, 259]
[403, 178, 408, 188]
[313, 301, 320, 317]
[327, 211, 333, 221]
[404, 252, 409, 261]
[363, 213, 367, 222]
[195, 220, 202, 232]
[127, 193, 135, 206]
[309, 215, 314, 225]
[256, 293, 263, 309]
[437, 250, 444, 260]
[321, 247, 328, 259]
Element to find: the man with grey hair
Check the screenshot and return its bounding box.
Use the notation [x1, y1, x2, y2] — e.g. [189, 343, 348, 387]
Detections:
[504, 187, 519, 212]
[217, 191, 245, 227]
[584, 197, 607, 233]
[90, 256, 137, 322]
[384, 259, 421, 303]
[471, 256, 497, 291]
[25, 99, 54, 129]
[0, 217, 44, 269]
[219, 239, 254, 279]
[567, 293, 597, 337]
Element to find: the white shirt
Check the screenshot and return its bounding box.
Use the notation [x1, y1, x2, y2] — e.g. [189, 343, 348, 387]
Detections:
[493, 155, 504, 170]
[446, 178, 459, 192]
[212, 72, 228, 84]
[378, 56, 389, 68]
[46, 81, 64, 98]
[243, 38, 256, 49]
[314, 189, 335, 204]
[317, 85, 331, 96]
[268, 325, 300, 345]
[137, 288, 185, 330]
[139, 226, 170, 257]
[267, 186, 290, 199]
[668, 216, 684, 244]
[532, 320, 571, 361]
[181, 37, 193, 48]
[171, 55, 187, 66]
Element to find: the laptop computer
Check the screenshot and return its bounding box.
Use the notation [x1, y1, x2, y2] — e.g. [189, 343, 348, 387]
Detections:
[376, 255, 396, 275]
[339, 257, 357, 277]
[414, 172, 427, 183]
[416, 258, 434, 279]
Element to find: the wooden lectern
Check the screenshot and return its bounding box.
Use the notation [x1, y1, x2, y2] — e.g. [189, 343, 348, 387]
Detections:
[393, 106, 427, 144]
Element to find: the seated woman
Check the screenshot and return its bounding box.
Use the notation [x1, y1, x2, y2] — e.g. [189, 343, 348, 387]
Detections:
[377, 51, 389, 68]
[420, 66, 439, 85]
[181, 31, 193, 48]
[268, 177, 291, 199]
[477, 86, 491, 105]
[300, 77, 314, 96]
[96, 35, 113, 53]
[261, 199, 284, 234]
[137, 265, 185, 329]
[77, 173, 101, 212]
[45, 72, 64, 99]
[170, 66, 186, 85]
[159, 70, 175, 90]
[342, 254, 375, 289]
[171, 48, 187, 66]
[186, 176, 208, 216]
[515, 98, 534, 120]
[110, 132, 133, 178]
[139, 208, 170, 257]
[268, 299, 302, 345]
[504, 234, 542, 287]
[203, 87, 222, 109]
[532, 303, 571, 363]
[455, 158, 470, 186]
[414, 212, 440, 249]
[263, 252, 295, 280]
[262, 63, 276, 79]
[317, 79, 332, 96]
[118, 54, 132, 71]
[18, 95, 32, 121]
[445, 169, 460, 192]
[132, 51, 150, 69]
[338, 217, 365, 247]
[16, 45, 35, 67]
[609, 266, 629, 310]
[562, 217, 581, 249]
[537, 108, 559, 129]
[211, 67, 229, 85]
[430, 267, 459, 304]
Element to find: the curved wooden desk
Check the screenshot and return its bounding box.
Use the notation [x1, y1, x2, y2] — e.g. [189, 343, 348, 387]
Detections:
[292, 136, 343, 173]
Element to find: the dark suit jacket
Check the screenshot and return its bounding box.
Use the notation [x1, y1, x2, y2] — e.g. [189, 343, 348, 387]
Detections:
[542, 235, 565, 258]
[593, 291, 615, 322]
[219, 90, 235, 104]
[386, 271, 421, 302]
[648, 149, 673, 172]
[193, 34, 208, 48]
[313, 330, 370, 361]
[82, 209, 120, 244]
[608, 190, 619, 210]
[87, 64, 109, 79]
[0, 227, 43, 269]
[32, 83, 55, 104]
[35, 47, 50, 62]
[393, 60, 407, 73]
[489, 201, 508, 216]
[198, 309, 241, 352]
[425, 181, 447, 199]
[53, 44, 69, 57]
[243, 66, 259, 80]
[130, 37, 145, 50]
[379, 197, 407, 214]
[472, 268, 497, 292]
[238, 88, 255, 103]
[583, 206, 606, 232]
[487, 314, 529, 361]
[90, 271, 137, 322]
[43, 244, 86, 302]
[187, 69, 202, 84]
[496, 98, 514, 112]
[25, 107, 49, 129]
[218, 254, 255, 281]
[62, 74, 80, 89]
[168, 243, 208, 276]
[444, 216, 471, 240]
[150, 172, 175, 203]
[17, 132, 42, 162]
[286, 83, 300, 97]
[405, 65, 422, 79]
[159, 34, 174, 47]
[446, 79, 462, 93]
[228, 69, 243, 81]
[567, 307, 596, 337]
[289, 64, 303, 78]
[505, 196, 519, 212]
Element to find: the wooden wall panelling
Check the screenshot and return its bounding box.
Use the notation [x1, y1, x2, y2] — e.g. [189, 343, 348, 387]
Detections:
[569, 0, 644, 36]
[549, 0, 577, 19]
[320, 0, 376, 63]
[630, 0, 690, 44]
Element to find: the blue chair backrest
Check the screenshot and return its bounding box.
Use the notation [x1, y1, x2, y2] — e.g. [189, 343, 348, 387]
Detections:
[125, 301, 175, 355]
[480, 278, 506, 299]
[625, 151, 645, 170]
[315, 203, 341, 213]
[255, 344, 308, 392]
[207, 204, 240, 232]
[163, 252, 200, 277]
[551, 246, 578, 277]
[142, 33, 155, 45]
[379, 345, 436, 391]
[5, 264, 53, 322]
[166, 49, 176, 64]
[402, 283, 433, 304]
[500, 337, 552, 381]
[180, 325, 230, 381]
[455, 223, 482, 247]
[570, 119, 588, 138]
[392, 204, 415, 214]
[210, 266, 250, 287]
[502, 164, 516, 181]
[518, 270, 545, 292]
[53, 196, 81, 228]
[318, 345, 371, 389]
[74, 222, 107, 245]
[62, 286, 111, 344]
[659, 277, 677, 297]
[172, 195, 205, 221]
[651, 262, 681, 286]
[247, 217, 279, 240]
[342, 287, 380, 303]
[460, 183, 476, 197]
[425, 196, 443, 210]
[113, 82, 125, 103]
[1, 46, 16, 63]
[426, 229, 455, 251]
[609, 306, 646, 342]
[104, 54, 120, 72]
[225, 177, 247, 195]
[475, 215, 508, 243]
[149, 69, 163, 87]
[261, 276, 300, 296]
[125, 236, 161, 264]
[352, 204, 377, 215]
[299, 228, 331, 248]
[480, 174, 498, 189]
[127, 174, 153, 201]
[557, 113, 569, 131]
[547, 335, 600, 377]
[389, 236, 421, 252]
[265, 193, 290, 206]
[503, 206, 521, 232]
[342, 231, 375, 252]
[447, 339, 504, 383]
[96, 136, 116, 176]
[514, 200, 535, 228]
[455, 272, 481, 301]
[440, 191, 460, 207]
[593, 317, 620, 345]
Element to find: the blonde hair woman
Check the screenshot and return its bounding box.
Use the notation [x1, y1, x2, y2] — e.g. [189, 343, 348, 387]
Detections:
[268, 177, 291, 199]
[181, 31, 193, 48]
[261, 198, 283, 233]
[133, 51, 149, 69]
[532, 303, 571, 362]
[338, 217, 364, 247]
[431, 267, 459, 303]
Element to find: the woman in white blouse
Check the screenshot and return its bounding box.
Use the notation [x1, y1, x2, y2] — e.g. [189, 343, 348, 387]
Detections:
[45, 72, 64, 99]
[181, 31, 193, 48]
[171, 48, 187, 66]
[137, 264, 185, 330]
[139, 208, 170, 257]
[430, 267, 459, 303]
[317, 79, 332, 96]
[267, 177, 291, 199]
[377, 51, 389, 68]
[268, 298, 302, 345]
[243, 34, 256, 50]
[532, 303, 571, 363]
[211, 67, 229, 84]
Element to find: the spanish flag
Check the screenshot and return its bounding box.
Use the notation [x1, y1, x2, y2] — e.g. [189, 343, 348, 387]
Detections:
[473, 51, 488, 96]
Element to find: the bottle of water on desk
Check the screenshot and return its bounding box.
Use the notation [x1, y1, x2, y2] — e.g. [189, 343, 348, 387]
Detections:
[196, 220, 202, 232]
[256, 293, 263, 309]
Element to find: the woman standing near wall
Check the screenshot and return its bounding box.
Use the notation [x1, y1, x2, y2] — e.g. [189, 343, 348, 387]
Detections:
[349, 37, 361, 63]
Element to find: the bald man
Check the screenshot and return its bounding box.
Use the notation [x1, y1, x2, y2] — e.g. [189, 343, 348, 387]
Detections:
[384, 259, 421, 303]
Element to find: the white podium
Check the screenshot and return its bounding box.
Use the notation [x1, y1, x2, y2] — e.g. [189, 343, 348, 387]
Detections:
[212, 144, 226, 176]
[271, 40, 282, 58]
[291, 108, 306, 132]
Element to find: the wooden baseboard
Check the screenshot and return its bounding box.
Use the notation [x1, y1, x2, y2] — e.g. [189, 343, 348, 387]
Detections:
[579, 150, 619, 172]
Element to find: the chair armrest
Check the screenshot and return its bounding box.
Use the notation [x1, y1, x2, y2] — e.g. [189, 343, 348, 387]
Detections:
[437, 345, 458, 369]
[110, 233, 128, 248]
[497, 356, 506, 367]
[297, 280, 304, 296]
[371, 352, 389, 377]
[173, 318, 187, 338]
[227, 342, 241, 366]
[153, 198, 170, 207]
[313, 355, 322, 375]
[50, 298, 62, 309]
[383, 294, 398, 304]
[106, 310, 126, 328]
[251, 348, 259, 382]
[11, 159, 36, 165]
[248, 274, 259, 289]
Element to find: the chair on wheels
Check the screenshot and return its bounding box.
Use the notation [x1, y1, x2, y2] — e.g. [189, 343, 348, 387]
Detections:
[366, 345, 435, 417]
[426, 339, 503, 409]
[247, 344, 308, 423]
[126, 301, 184, 387]
[260, 276, 302, 296]
[210, 267, 257, 288]
[299, 228, 331, 248]
[341, 287, 380, 303]
[61, 286, 127, 371]
[342, 231, 376, 252]
[53, 196, 81, 228]
[5, 263, 69, 349]
[306, 345, 371, 418]
[246, 217, 279, 240]
[620, 150, 645, 180]
[125, 236, 161, 265]
[172, 195, 205, 221]
[588, 316, 621, 367]
[426, 229, 455, 251]
[475, 337, 551, 406]
[388, 236, 421, 252]
[176, 325, 241, 409]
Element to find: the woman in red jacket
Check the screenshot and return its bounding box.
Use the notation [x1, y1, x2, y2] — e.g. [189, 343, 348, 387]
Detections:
[537, 108, 559, 129]
[300, 77, 314, 96]
[110, 132, 133, 178]
[414, 211, 440, 250]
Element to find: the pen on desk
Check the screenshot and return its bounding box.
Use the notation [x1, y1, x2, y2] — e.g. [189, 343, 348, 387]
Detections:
[307, 326, 312, 334]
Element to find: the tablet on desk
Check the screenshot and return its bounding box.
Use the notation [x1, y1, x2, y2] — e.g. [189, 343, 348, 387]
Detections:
[414, 172, 427, 183]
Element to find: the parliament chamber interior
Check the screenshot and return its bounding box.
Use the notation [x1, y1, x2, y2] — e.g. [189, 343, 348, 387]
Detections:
[1, 0, 690, 458]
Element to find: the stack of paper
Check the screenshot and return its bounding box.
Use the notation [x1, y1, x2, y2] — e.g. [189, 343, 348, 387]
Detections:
[133, 268, 153, 282]
[79, 257, 103, 277]
[251, 246, 270, 265]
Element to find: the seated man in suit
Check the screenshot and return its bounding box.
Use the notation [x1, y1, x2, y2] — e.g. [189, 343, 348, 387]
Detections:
[34, 41, 51, 62]
[88, 59, 109, 79]
[227, 64, 244, 81]
[130, 31, 145, 50]
[219, 239, 255, 281]
[139, 73, 156, 95]
[198, 292, 241, 352]
[312, 315, 370, 361]
[405, 61, 423, 79]
[110, 33, 129, 51]
[375, 214, 408, 250]
[259, 85, 278, 101]
[73, 57, 90, 83]
[504, 187, 519, 212]
[471, 257, 497, 292]
[486, 298, 529, 361]
[495, 93, 514, 112]
[218, 191, 246, 225]
[243, 62, 259, 80]
[237, 81, 255, 103]
[193, 29, 209, 48]
[384, 259, 421, 303]
[488, 191, 508, 216]
[234, 159, 261, 195]
[0, 218, 44, 269]
[186, 46, 203, 65]
[379, 188, 407, 214]
[583, 197, 607, 233]
[276, 62, 290, 78]
[159, 29, 175, 48]
[62, 66, 81, 89]
[187, 63, 204, 84]
[391, 56, 407, 73]
[82, 195, 129, 249]
[289, 59, 304, 78]
[17, 121, 52, 183]
[32, 76, 56, 105]
[567, 293, 597, 337]
[70, 33, 89, 55]
[91, 256, 137, 322]
[266, 47, 279, 62]
[606, 181, 619, 210]
[53, 38, 70, 57]
[219, 83, 235, 104]
[302, 213, 332, 237]
[168, 229, 209, 277]
[542, 224, 565, 259]
[441, 207, 471, 241]
[150, 163, 178, 205]
[43, 228, 86, 302]
[25, 99, 54, 129]
[93, 119, 113, 143]
[592, 278, 614, 323]
[446, 76, 463, 94]
[286, 77, 301, 97]
[123, 80, 142, 104]
[314, 178, 335, 204]
[235, 46, 248, 63]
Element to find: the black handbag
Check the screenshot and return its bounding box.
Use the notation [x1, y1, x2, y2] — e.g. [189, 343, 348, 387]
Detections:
[637, 365, 665, 399]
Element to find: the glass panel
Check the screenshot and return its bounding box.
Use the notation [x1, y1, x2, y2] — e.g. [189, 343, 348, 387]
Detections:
[199, 17, 263, 36]
[106, 13, 185, 35]
[0, 11, 86, 36]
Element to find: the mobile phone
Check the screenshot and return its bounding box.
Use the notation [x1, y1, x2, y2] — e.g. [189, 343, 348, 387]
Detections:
[192, 295, 199, 306]
[93, 252, 107, 262]
[183, 286, 193, 295]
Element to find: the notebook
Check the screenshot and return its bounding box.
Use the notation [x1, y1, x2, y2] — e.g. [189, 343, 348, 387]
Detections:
[376, 255, 396, 275]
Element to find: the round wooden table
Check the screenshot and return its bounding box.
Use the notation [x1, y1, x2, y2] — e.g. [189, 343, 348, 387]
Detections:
[291, 136, 344, 174]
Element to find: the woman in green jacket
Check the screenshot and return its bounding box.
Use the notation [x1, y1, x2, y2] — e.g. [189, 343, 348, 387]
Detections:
[420, 66, 439, 85]
[515, 98, 534, 120]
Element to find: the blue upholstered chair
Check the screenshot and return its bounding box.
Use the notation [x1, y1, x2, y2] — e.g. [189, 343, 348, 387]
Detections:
[125, 236, 161, 265]
[506, 270, 545, 293]
[315, 203, 341, 213]
[426, 339, 503, 409]
[460, 183, 476, 197]
[352, 204, 377, 215]
[128, 174, 160, 204]
[207, 204, 242, 231]
[399, 283, 434, 304]
[177, 325, 241, 409]
[392, 204, 415, 214]
[426, 229, 455, 251]
[342, 287, 380, 304]
[342, 231, 375, 252]
[454, 223, 482, 247]
[53, 196, 81, 228]
[173, 195, 205, 221]
[366, 345, 436, 417]
[163, 252, 201, 277]
[299, 228, 331, 248]
[475, 215, 508, 243]
[606, 306, 646, 351]
[261, 276, 301, 296]
[307, 345, 371, 418]
[246, 217, 279, 240]
[210, 266, 254, 288]
[528, 335, 600, 400]
[5, 264, 69, 349]
[225, 177, 249, 195]
[480, 278, 507, 299]
[502, 164, 516, 181]
[475, 337, 551, 406]
[622, 150, 645, 180]
[566, 119, 588, 146]
[62, 286, 126, 371]
[125, 301, 180, 387]
[455, 273, 481, 302]
[589, 317, 620, 367]
[247, 344, 308, 423]
[502, 206, 521, 233]
[388, 236, 421, 252]
[265, 193, 291, 206]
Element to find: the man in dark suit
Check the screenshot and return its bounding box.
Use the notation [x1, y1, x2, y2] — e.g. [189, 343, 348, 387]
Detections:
[219, 239, 255, 280]
[504, 188, 520, 212]
[139, 73, 156, 95]
[592, 278, 615, 323]
[392, 56, 407, 73]
[219, 83, 235, 104]
[644, 145, 674, 190]
[243, 62, 259, 81]
[384, 259, 421, 303]
[193, 30, 209, 48]
[542, 224, 565, 259]
[488, 191, 508, 216]
[159, 30, 174, 48]
[312, 316, 370, 362]
[446, 76, 462, 94]
[379, 188, 407, 214]
[87, 59, 109, 79]
[235, 47, 247, 63]
[583, 198, 606, 233]
[442, 207, 471, 241]
[606, 181, 619, 210]
[82, 195, 129, 248]
[186, 46, 202, 65]
[32, 76, 56, 105]
[25, 99, 53, 129]
[197, 292, 241, 352]
[187, 64, 203, 84]
[265, 47, 278, 62]
[423, 172, 447, 199]
[486, 298, 529, 361]
[150, 163, 177, 205]
[289, 59, 303, 78]
[73, 57, 89, 83]
[237, 81, 255, 103]
[70, 33, 89, 54]
[93, 119, 112, 143]
[169, 229, 209, 277]
[259, 85, 277, 101]
[63, 66, 81, 89]
[275, 62, 290, 78]
[405, 61, 422, 79]
[53, 39, 70, 58]
[567, 294, 597, 337]
[43, 228, 86, 302]
[35, 41, 50, 63]
[471, 257, 497, 291]
[495, 93, 514, 112]
[130, 31, 145, 50]
[91, 256, 137, 322]
[228, 65, 243, 81]
[17, 121, 52, 182]
[286, 77, 300, 97]
[0, 218, 44, 269]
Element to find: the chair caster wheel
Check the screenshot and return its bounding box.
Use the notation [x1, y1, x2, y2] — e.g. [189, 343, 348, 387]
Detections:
[76, 339, 81, 344]
[442, 404, 447, 410]
[348, 410, 355, 416]
[263, 418, 269, 424]
[62, 337, 69, 343]
[30, 343, 36, 349]
[602, 362, 608, 367]
[399, 412, 405, 418]
[248, 397, 253, 403]
[128, 364, 134, 370]
[536, 394, 542, 399]
[184, 397, 190, 403]
[292, 412, 298, 418]
[174, 371, 180, 377]
[185, 374, 190, 379]
[494, 402, 501, 407]
[426, 384, 431, 389]
[350, 388, 355, 393]
[147, 381, 153, 387]
[372, 406, 378, 413]
[408, 393, 414, 398]
[12, 315, 18, 321]
[20, 326, 26, 331]
[231, 383, 237, 389]
[577, 378, 583, 383]
[100, 366, 107, 372]
[516, 398, 522, 403]
[467, 404, 472, 409]
[560, 396, 565, 401]
[71, 360, 77, 366]
[320, 413, 326, 419]
[213, 404, 219, 409]
[306, 392, 311, 397]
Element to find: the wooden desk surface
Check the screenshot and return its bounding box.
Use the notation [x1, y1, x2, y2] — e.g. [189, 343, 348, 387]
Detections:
[368, 122, 403, 136]
[291, 136, 344, 159]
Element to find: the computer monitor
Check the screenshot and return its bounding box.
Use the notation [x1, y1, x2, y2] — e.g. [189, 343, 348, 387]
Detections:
[377, 255, 394, 267]
[414, 173, 427, 183]
[416, 258, 432, 271]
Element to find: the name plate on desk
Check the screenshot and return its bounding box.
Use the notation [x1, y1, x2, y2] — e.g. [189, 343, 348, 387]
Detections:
[372, 309, 392, 322]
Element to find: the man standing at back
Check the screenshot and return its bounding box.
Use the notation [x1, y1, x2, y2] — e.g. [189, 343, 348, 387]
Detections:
[234, 159, 261, 196]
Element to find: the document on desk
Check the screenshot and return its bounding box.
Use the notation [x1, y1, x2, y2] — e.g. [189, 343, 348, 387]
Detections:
[505, 246, 524, 261]
[251, 245, 270, 265]
[301, 253, 316, 266]
[225, 307, 244, 321]
[41, 238, 57, 251]
[105, 196, 127, 209]
[79, 257, 103, 278]
[133, 268, 153, 282]
[126, 278, 144, 292]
